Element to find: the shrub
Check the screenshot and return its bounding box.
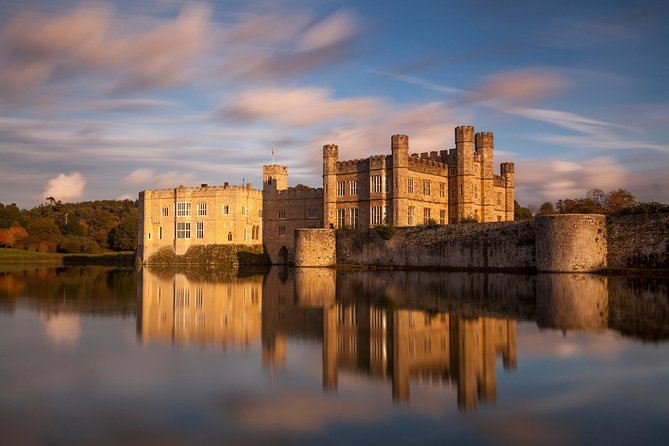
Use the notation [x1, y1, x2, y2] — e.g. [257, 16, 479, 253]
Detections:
[375, 225, 398, 240]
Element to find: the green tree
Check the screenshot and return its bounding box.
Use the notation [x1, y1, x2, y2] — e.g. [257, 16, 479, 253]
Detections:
[107, 216, 138, 251]
[514, 200, 533, 221]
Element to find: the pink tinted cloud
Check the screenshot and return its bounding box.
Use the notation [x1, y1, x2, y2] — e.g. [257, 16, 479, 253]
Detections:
[470, 68, 567, 105]
[0, 2, 210, 103]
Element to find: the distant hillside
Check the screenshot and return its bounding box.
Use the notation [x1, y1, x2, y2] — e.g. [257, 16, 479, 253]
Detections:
[0, 199, 138, 254]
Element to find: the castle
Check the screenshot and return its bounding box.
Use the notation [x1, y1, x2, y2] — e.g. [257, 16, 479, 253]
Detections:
[138, 125, 515, 264]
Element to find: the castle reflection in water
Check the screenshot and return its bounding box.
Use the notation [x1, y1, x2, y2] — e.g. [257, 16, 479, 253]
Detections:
[137, 267, 666, 411]
[139, 268, 518, 410]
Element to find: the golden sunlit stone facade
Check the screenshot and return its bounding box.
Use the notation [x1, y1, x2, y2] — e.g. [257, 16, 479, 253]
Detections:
[138, 183, 262, 262]
[263, 125, 514, 263]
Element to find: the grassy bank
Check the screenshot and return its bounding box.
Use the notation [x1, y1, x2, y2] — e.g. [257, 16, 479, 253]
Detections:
[0, 248, 135, 266]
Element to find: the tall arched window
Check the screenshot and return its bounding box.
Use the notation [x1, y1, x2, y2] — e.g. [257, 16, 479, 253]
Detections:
[228, 232, 233, 242]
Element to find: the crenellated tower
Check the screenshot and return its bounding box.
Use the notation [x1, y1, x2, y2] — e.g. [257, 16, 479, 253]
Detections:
[475, 132, 494, 222]
[500, 162, 515, 221]
[451, 125, 475, 223]
[263, 164, 288, 191]
[322, 144, 339, 228]
[391, 134, 409, 225]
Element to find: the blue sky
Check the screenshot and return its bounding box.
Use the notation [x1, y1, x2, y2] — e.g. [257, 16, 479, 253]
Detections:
[1, 0, 667, 208]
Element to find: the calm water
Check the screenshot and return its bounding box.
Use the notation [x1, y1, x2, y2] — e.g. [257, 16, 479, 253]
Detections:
[1, 266, 668, 445]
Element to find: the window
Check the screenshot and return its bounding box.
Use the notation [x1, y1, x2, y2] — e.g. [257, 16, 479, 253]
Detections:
[159, 226, 162, 240]
[460, 185, 463, 195]
[241, 206, 248, 216]
[423, 208, 431, 225]
[197, 202, 207, 216]
[371, 206, 383, 225]
[176, 222, 191, 238]
[440, 209, 446, 225]
[349, 180, 358, 195]
[407, 178, 414, 193]
[497, 192, 502, 205]
[423, 180, 431, 195]
[252, 225, 259, 240]
[439, 183, 445, 198]
[162, 207, 169, 217]
[350, 208, 359, 229]
[371, 175, 382, 193]
[278, 210, 286, 219]
[266, 176, 272, 185]
[243, 227, 248, 241]
[383, 206, 388, 224]
[385, 176, 391, 193]
[176, 202, 191, 217]
[408, 206, 414, 225]
[474, 185, 478, 198]
[337, 208, 346, 228]
[258, 209, 263, 218]
[228, 232, 233, 241]
[337, 181, 345, 196]
[307, 208, 318, 218]
[449, 167, 456, 176]
[148, 232, 151, 240]
[279, 226, 286, 236]
[222, 204, 230, 215]
[196, 221, 204, 238]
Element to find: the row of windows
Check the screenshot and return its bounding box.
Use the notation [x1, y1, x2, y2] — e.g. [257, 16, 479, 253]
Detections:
[407, 179, 446, 197]
[173, 222, 260, 241]
[337, 180, 360, 196]
[337, 208, 359, 228]
[275, 209, 319, 219]
[407, 207, 447, 225]
[165, 202, 261, 218]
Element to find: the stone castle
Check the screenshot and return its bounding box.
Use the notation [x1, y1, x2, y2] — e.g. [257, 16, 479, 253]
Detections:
[138, 125, 515, 264]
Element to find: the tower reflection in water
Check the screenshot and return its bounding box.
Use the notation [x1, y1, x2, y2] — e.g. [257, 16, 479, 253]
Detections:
[138, 267, 517, 411]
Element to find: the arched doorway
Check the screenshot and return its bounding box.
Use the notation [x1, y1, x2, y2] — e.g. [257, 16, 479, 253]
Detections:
[278, 246, 288, 264]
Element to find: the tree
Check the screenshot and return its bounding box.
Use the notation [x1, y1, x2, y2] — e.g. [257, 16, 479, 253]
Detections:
[0, 229, 7, 247]
[107, 216, 138, 251]
[514, 200, 533, 221]
[605, 189, 636, 214]
[537, 202, 555, 215]
[4, 226, 29, 248]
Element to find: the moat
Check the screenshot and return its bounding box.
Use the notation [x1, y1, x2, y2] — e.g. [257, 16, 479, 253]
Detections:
[1, 266, 668, 445]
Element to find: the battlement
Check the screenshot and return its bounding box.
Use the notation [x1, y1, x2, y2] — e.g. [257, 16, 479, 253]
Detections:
[323, 144, 339, 157]
[475, 132, 494, 149]
[494, 175, 505, 187]
[501, 162, 515, 175]
[391, 134, 409, 149]
[455, 125, 475, 143]
[263, 164, 288, 174]
[264, 186, 324, 199]
[142, 182, 260, 198]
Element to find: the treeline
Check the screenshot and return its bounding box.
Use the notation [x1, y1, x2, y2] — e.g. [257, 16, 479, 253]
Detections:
[0, 198, 138, 254]
[514, 188, 669, 220]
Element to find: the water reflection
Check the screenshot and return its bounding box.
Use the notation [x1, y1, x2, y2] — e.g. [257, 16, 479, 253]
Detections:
[138, 271, 262, 347]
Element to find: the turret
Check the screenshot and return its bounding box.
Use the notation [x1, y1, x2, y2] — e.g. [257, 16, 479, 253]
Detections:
[475, 132, 494, 222]
[263, 164, 288, 191]
[323, 144, 339, 228]
[391, 135, 409, 225]
[500, 163, 515, 221]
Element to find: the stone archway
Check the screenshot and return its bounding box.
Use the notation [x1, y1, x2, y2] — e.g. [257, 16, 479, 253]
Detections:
[278, 246, 288, 264]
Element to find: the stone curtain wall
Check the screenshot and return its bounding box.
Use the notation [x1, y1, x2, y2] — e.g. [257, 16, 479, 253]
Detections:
[607, 214, 669, 269]
[335, 221, 536, 270]
[330, 214, 668, 272]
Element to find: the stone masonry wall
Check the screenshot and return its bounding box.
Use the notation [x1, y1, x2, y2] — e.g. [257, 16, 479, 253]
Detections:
[607, 213, 669, 269]
[336, 221, 536, 269]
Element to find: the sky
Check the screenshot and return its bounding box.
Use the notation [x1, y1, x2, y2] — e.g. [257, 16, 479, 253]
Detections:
[0, 0, 668, 209]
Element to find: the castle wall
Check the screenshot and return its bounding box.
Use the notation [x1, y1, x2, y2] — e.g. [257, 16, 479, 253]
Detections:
[335, 221, 536, 270]
[138, 184, 263, 263]
[262, 187, 324, 264]
[294, 229, 336, 267]
[606, 213, 669, 269]
[534, 214, 607, 272]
